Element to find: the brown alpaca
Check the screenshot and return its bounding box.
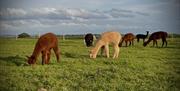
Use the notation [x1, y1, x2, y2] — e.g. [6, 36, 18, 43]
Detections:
[89, 31, 122, 59]
[27, 33, 60, 65]
[119, 33, 135, 47]
[143, 31, 168, 47]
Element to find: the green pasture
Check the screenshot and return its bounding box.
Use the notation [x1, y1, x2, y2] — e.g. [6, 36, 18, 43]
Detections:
[0, 38, 180, 91]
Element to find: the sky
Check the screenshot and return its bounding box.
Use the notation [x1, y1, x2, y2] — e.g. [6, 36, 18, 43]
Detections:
[0, 0, 180, 36]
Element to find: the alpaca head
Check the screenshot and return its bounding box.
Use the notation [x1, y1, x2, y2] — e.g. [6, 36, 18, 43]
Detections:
[89, 48, 97, 58]
[118, 38, 124, 47]
[146, 31, 149, 35]
[26, 56, 36, 64]
[143, 42, 148, 47]
[118, 42, 122, 47]
[85, 39, 93, 47]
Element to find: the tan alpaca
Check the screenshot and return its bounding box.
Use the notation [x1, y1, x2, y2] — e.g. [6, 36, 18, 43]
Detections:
[89, 31, 122, 59]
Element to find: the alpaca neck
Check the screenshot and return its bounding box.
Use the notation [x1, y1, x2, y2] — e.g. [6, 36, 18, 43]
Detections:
[119, 38, 124, 46]
[145, 38, 152, 45]
[146, 31, 149, 37]
[93, 40, 104, 56]
[31, 44, 41, 59]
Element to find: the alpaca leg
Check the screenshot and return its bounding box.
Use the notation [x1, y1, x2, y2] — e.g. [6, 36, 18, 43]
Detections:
[132, 40, 134, 46]
[155, 40, 158, 47]
[113, 45, 119, 59]
[162, 40, 164, 47]
[100, 46, 103, 55]
[100, 46, 105, 56]
[41, 51, 44, 65]
[46, 50, 51, 64]
[42, 51, 48, 65]
[116, 46, 119, 58]
[162, 38, 167, 47]
[165, 40, 167, 47]
[53, 46, 60, 63]
[153, 40, 155, 47]
[125, 41, 128, 47]
[104, 45, 109, 58]
[137, 38, 139, 42]
[129, 41, 131, 46]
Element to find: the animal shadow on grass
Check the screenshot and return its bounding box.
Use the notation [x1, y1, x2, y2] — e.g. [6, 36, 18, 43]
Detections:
[0, 55, 27, 66]
[150, 46, 176, 48]
[63, 52, 118, 59]
[63, 52, 89, 58]
[120, 45, 133, 47]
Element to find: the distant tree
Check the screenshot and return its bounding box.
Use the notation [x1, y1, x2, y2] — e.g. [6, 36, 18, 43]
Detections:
[18, 33, 31, 38]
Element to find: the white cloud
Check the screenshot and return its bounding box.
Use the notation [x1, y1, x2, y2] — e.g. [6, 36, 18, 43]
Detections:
[31, 8, 58, 14]
[0, 7, 148, 21]
[0, 8, 27, 16]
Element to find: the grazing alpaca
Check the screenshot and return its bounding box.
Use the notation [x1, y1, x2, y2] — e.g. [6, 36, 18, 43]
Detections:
[84, 33, 94, 47]
[89, 31, 122, 59]
[136, 31, 149, 43]
[143, 31, 168, 47]
[119, 33, 135, 47]
[26, 33, 60, 65]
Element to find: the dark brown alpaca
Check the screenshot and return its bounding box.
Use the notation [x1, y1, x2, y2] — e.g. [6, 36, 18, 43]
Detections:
[119, 33, 135, 47]
[27, 33, 60, 65]
[143, 31, 168, 47]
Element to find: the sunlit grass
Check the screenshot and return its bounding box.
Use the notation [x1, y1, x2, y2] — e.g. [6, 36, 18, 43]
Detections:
[0, 38, 180, 91]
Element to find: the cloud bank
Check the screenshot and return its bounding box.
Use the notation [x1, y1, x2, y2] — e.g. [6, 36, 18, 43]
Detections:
[0, 0, 179, 35]
[0, 8, 149, 21]
[0, 7, 152, 35]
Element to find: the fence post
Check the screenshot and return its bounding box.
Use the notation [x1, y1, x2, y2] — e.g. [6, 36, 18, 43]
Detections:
[63, 35, 65, 40]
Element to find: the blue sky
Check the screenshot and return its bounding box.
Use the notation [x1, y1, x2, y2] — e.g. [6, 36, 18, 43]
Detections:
[0, 0, 179, 35]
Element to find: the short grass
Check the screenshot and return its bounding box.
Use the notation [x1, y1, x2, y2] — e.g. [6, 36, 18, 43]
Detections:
[0, 38, 180, 91]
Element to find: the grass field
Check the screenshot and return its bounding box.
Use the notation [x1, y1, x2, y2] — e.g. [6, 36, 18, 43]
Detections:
[0, 38, 180, 91]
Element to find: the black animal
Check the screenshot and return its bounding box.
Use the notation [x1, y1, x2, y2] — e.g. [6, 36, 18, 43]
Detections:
[143, 31, 168, 47]
[136, 31, 149, 43]
[84, 33, 94, 47]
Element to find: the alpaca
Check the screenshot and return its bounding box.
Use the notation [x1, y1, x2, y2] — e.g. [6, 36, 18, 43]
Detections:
[136, 31, 149, 43]
[143, 31, 168, 47]
[119, 33, 135, 47]
[84, 33, 94, 47]
[26, 33, 60, 65]
[89, 31, 122, 59]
